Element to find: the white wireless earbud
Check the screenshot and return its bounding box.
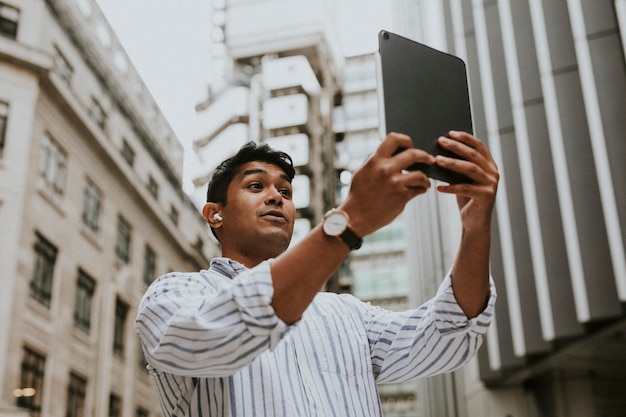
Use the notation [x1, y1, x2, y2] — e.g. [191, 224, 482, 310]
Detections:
[213, 213, 223, 222]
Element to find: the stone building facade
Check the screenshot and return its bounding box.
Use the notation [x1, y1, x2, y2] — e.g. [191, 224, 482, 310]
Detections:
[0, 1, 217, 416]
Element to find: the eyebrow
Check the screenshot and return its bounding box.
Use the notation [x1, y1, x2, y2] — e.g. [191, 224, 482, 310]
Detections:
[241, 168, 291, 183]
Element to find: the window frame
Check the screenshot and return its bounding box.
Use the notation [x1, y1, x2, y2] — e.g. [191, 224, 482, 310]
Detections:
[17, 346, 46, 417]
[88, 97, 106, 129]
[108, 393, 122, 417]
[120, 139, 135, 167]
[115, 215, 131, 264]
[113, 297, 129, 356]
[0, 100, 8, 156]
[82, 177, 102, 234]
[169, 205, 179, 226]
[146, 175, 158, 199]
[30, 232, 58, 308]
[0, 2, 19, 39]
[39, 133, 68, 201]
[142, 245, 156, 285]
[74, 269, 96, 334]
[66, 372, 87, 417]
[53, 46, 73, 85]
[136, 406, 149, 417]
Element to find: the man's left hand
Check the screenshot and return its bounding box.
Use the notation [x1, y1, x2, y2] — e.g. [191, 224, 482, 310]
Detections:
[434, 130, 499, 233]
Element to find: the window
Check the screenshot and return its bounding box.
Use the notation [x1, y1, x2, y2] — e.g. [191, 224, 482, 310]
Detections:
[53, 46, 73, 85]
[16, 347, 46, 417]
[74, 269, 95, 334]
[108, 393, 122, 417]
[30, 233, 57, 308]
[0, 100, 7, 155]
[120, 139, 135, 166]
[0, 3, 19, 38]
[82, 178, 101, 234]
[146, 175, 158, 199]
[169, 205, 179, 226]
[113, 297, 128, 356]
[39, 134, 67, 200]
[115, 215, 131, 263]
[66, 372, 87, 417]
[88, 98, 106, 129]
[136, 406, 149, 417]
[143, 245, 156, 285]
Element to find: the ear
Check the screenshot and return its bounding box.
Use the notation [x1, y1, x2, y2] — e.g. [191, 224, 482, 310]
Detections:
[202, 202, 223, 228]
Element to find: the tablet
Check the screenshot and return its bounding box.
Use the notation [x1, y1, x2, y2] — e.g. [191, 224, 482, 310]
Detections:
[377, 30, 473, 184]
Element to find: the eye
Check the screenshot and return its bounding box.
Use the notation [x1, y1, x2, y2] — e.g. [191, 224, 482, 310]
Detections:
[248, 182, 263, 191]
[279, 187, 292, 198]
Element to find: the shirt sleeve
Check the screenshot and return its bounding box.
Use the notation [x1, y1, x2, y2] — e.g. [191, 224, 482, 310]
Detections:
[134, 260, 290, 378]
[365, 274, 496, 383]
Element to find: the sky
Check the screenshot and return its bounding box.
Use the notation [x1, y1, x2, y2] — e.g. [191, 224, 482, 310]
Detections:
[95, 0, 392, 191]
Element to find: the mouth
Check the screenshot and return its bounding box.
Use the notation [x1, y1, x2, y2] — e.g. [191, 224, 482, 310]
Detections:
[261, 210, 287, 222]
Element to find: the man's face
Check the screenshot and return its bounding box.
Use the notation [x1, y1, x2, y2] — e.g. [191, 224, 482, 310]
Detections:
[220, 161, 296, 258]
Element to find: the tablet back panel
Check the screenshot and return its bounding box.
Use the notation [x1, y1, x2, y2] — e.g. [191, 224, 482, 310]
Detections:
[378, 30, 473, 184]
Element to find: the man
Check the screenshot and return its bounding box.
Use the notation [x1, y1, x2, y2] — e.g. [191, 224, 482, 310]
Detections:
[135, 131, 499, 416]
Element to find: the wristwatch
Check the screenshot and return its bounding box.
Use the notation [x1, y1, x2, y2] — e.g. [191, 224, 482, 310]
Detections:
[322, 209, 363, 250]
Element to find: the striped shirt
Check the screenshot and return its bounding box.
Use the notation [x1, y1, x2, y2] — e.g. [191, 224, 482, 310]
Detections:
[135, 258, 496, 417]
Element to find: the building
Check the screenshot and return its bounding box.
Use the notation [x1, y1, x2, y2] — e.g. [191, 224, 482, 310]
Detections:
[0, 1, 217, 416]
[190, 0, 344, 263]
[333, 53, 421, 415]
[391, 1, 626, 416]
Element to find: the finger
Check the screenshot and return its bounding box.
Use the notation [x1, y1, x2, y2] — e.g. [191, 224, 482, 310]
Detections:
[448, 130, 486, 150]
[437, 182, 497, 209]
[438, 136, 487, 168]
[376, 132, 414, 158]
[397, 169, 432, 192]
[445, 131, 492, 161]
[438, 134, 498, 179]
[392, 147, 435, 172]
[435, 154, 489, 184]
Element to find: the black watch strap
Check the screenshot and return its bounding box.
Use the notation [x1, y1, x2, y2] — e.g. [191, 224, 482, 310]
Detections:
[339, 227, 363, 250]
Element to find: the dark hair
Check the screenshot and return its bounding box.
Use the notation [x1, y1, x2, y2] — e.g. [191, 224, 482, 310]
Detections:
[206, 141, 296, 205]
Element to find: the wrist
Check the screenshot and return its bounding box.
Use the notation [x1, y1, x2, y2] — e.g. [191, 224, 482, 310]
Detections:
[336, 201, 369, 238]
[322, 208, 363, 250]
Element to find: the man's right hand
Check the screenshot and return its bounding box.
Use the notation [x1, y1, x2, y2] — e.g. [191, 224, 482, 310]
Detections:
[339, 132, 435, 238]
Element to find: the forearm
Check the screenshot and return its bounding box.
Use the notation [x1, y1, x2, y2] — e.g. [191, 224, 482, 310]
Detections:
[271, 133, 436, 324]
[450, 228, 492, 318]
[270, 224, 351, 324]
[371, 274, 495, 383]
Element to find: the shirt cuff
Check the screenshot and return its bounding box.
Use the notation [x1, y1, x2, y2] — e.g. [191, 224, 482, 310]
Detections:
[433, 273, 496, 335]
[232, 260, 291, 350]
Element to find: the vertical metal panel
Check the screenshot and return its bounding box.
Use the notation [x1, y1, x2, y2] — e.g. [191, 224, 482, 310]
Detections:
[554, 69, 619, 319]
[528, 0, 616, 322]
[568, 0, 626, 301]
[475, 0, 551, 356]
[503, 0, 583, 340]
[459, 0, 523, 369]
[524, 103, 582, 337]
[489, 220, 527, 370]
[445, 0, 625, 383]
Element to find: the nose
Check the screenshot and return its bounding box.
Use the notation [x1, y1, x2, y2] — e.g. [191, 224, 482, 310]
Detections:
[266, 186, 283, 206]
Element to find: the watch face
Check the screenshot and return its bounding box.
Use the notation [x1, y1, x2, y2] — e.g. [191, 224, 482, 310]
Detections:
[323, 211, 348, 236]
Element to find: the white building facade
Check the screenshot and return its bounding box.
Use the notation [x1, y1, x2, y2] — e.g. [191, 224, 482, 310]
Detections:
[0, 1, 217, 416]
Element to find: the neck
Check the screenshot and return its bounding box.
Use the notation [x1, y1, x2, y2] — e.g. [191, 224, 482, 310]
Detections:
[221, 247, 284, 269]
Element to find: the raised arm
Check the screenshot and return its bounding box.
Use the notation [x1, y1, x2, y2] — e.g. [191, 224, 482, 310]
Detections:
[434, 130, 499, 318]
[270, 132, 434, 324]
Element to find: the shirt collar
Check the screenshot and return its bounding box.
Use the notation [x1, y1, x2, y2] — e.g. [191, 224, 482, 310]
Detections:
[209, 257, 248, 279]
